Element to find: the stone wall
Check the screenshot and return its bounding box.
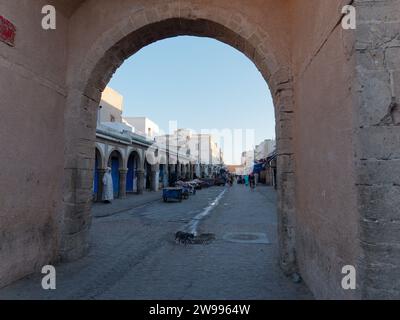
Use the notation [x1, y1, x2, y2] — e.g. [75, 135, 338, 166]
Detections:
[355, 0, 400, 299]
[289, 0, 360, 299]
[0, 0, 69, 287]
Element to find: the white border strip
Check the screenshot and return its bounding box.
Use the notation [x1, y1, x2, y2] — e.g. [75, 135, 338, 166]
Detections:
[185, 189, 227, 236]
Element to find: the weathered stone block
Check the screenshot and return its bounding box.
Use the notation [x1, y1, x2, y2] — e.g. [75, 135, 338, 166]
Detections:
[357, 71, 392, 126]
[359, 185, 400, 221]
[357, 159, 400, 185]
[356, 126, 400, 159]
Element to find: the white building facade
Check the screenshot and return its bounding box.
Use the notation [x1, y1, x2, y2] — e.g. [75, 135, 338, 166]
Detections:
[123, 117, 160, 139]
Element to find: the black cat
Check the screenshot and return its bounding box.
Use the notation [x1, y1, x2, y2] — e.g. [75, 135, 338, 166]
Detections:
[175, 231, 194, 245]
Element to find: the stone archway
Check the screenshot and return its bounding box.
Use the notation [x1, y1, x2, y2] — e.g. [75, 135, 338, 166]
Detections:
[62, 6, 296, 276]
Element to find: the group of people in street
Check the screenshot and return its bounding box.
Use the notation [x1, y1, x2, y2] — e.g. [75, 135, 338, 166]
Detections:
[236, 173, 256, 189]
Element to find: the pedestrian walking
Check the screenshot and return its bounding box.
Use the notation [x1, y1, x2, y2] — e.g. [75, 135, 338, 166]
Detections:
[249, 173, 255, 190]
[102, 167, 114, 203]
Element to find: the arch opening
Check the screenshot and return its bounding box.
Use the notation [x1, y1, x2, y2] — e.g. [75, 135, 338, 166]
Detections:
[63, 14, 296, 280]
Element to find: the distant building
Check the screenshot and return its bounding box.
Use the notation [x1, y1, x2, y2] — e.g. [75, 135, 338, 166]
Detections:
[241, 150, 254, 175]
[94, 88, 224, 198]
[94, 87, 162, 201]
[123, 117, 160, 138]
[189, 133, 224, 176]
[255, 139, 276, 161]
[242, 143, 277, 187]
[98, 86, 124, 124]
[155, 130, 224, 179]
[226, 165, 243, 175]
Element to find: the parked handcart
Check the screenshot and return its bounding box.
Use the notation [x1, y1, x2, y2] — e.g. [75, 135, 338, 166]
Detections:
[163, 187, 183, 202]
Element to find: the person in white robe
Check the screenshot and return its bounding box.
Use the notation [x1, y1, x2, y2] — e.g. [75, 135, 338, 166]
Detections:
[102, 167, 114, 203]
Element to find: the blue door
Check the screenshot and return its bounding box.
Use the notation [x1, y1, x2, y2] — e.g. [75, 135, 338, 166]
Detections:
[159, 164, 164, 187]
[126, 155, 135, 192]
[111, 157, 120, 197]
[159, 165, 164, 181]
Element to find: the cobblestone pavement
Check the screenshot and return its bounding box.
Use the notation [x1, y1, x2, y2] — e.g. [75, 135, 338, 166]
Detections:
[0, 185, 313, 300]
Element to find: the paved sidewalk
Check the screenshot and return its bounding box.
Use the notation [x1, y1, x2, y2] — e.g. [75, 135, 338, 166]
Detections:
[92, 191, 162, 217]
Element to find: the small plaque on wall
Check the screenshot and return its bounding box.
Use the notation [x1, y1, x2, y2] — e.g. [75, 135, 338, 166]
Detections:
[0, 15, 16, 46]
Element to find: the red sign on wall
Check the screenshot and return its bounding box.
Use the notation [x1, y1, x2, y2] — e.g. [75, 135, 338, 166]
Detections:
[0, 15, 16, 46]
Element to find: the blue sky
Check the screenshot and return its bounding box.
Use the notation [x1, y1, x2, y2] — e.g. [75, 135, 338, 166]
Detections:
[108, 36, 275, 164]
